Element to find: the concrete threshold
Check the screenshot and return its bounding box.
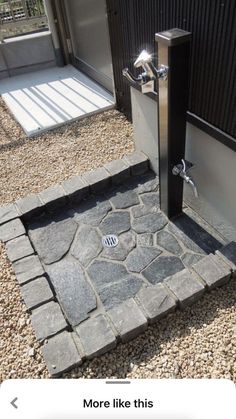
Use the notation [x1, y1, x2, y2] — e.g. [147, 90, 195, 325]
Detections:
[0, 64, 114, 137]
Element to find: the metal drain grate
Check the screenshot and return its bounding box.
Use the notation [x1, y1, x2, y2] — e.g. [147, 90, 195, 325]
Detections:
[102, 234, 119, 248]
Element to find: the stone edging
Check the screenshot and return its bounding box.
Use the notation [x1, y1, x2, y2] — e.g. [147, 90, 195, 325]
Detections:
[0, 150, 235, 376]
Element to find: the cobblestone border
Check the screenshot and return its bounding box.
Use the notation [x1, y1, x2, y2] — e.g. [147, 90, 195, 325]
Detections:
[0, 151, 235, 376]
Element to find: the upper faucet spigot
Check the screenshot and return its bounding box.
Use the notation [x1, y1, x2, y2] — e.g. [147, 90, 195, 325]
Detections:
[172, 159, 199, 198]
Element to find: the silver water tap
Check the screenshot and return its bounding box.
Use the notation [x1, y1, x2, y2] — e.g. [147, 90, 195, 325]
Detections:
[122, 49, 168, 93]
[172, 159, 199, 198]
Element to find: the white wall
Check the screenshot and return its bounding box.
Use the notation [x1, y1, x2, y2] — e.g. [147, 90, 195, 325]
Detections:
[131, 87, 236, 241]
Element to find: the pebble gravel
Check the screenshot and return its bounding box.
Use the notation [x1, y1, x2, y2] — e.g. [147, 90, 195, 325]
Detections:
[0, 102, 235, 382]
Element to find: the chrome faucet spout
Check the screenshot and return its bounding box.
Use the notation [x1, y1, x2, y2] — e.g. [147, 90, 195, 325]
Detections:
[186, 177, 199, 198]
[172, 159, 199, 198]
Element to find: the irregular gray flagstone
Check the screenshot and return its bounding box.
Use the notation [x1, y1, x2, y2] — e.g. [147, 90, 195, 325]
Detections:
[137, 233, 153, 246]
[136, 283, 176, 323]
[71, 225, 103, 267]
[87, 260, 128, 291]
[141, 192, 160, 207]
[28, 218, 78, 265]
[13, 255, 44, 285]
[142, 256, 185, 284]
[42, 331, 82, 376]
[132, 212, 168, 234]
[102, 231, 136, 261]
[99, 211, 130, 235]
[107, 298, 147, 342]
[131, 204, 158, 218]
[99, 275, 144, 310]
[0, 218, 25, 242]
[31, 301, 68, 341]
[126, 246, 161, 273]
[21, 276, 54, 310]
[108, 187, 140, 209]
[47, 260, 97, 327]
[76, 314, 116, 359]
[181, 252, 204, 267]
[133, 174, 159, 194]
[72, 196, 112, 226]
[6, 235, 34, 262]
[156, 230, 183, 256]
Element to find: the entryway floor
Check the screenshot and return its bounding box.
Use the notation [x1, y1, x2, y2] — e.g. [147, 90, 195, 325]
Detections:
[0, 65, 114, 136]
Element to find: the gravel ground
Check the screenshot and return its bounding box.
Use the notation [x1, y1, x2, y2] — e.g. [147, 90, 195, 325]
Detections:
[0, 99, 134, 205]
[0, 102, 235, 382]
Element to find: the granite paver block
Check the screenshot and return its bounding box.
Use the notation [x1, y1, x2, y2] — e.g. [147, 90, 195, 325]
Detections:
[71, 224, 103, 267]
[0, 203, 19, 225]
[62, 175, 89, 202]
[137, 233, 153, 246]
[6, 235, 34, 262]
[181, 252, 204, 267]
[216, 242, 236, 270]
[42, 331, 82, 376]
[82, 167, 110, 193]
[124, 151, 149, 175]
[99, 275, 144, 310]
[132, 212, 168, 234]
[29, 218, 78, 265]
[47, 260, 97, 327]
[102, 231, 136, 261]
[108, 187, 140, 209]
[13, 255, 44, 285]
[39, 185, 66, 211]
[100, 211, 130, 235]
[192, 254, 231, 289]
[31, 301, 68, 341]
[137, 283, 176, 323]
[72, 196, 112, 226]
[16, 194, 43, 219]
[21, 276, 54, 310]
[76, 314, 116, 359]
[165, 268, 205, 308]
[0, 218, 25, 242]
[104, 158, 130, 184]
[143, 256, 185, 284]
[156, 230, 183, 256]
[126, 246, 161, 273]
[107, 298, 147, 342]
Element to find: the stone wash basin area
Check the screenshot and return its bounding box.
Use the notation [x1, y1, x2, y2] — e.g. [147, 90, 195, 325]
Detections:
[2, 152, 235, 376]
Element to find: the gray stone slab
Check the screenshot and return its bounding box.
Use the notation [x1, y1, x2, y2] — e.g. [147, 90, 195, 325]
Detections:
[131, 204, 158, 218]
[82, 167, 110, 193]
[143, 256, 185, 284]
[42, 331, 82, 376]
[76, 314, 116, 359]
[141, 192, 160, 207]
[132, 212, 168, 234]
[126, 246, 161, 273]
[16, 194, 43, 218]
[217, 242, 236, 268]
[0, 218, 25, 242]
[104, 158, 130, 184]
[181, 252, 204, 267]
[108, 187, 140, 209]
[6, 235, 34, 262]
[46, 260, 97, 327]
[192, 254, 231, 289]
[165, 268, 205, 308]
[156, 230, 183, 256]
[100, 210, 131, 235]
[71, 224, 103, 267]
[107, 298, 147, 342]
[72, 196, 112, 227]
[13, 255, 44, 285]
[137, 283, 176, 323]
[123, 151, 149, 175]
[133, 173, 159, 194]
[99, 275, 144, 310]
[28, 218, 78, 265]
[21, 276, 54, 310]
[62, 175, 89, 202]
[102, 231, 136, 261]
[39, 185, 66, 211]
[87, 260, 128, 291]
[0, 203, 19, 225]
[31, 301, 68, 341]
[137, 233, 153, 247]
